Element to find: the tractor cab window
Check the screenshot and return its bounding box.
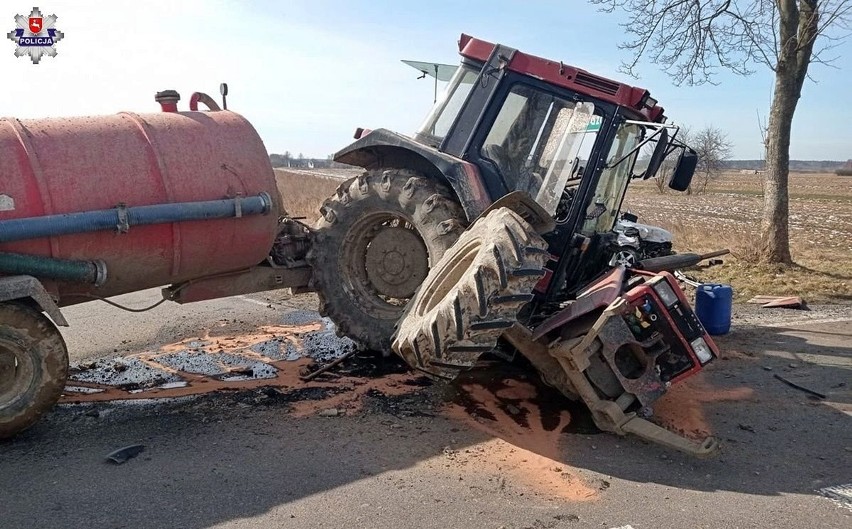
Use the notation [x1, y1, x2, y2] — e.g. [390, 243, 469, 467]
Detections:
[416, 65, 479, 146]
[581, 123, 642, 234]
[480, 84, 597, 215]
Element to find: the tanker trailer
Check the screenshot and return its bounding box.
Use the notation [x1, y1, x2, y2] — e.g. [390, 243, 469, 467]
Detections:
[0, 88, 312, 438]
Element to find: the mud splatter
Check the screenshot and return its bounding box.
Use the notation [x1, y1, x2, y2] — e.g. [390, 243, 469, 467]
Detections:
[432, 438, 602, 502]
[441, 368, 602, 502]
[652, 373, 755, 439]
[287, 375, 423, 417]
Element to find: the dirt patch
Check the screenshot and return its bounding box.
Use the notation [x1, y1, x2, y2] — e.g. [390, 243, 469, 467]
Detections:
[275, 169, 355, 222]
[651, 372, 755, 439]
[440, 366, 604, 501]
[432, 437, 603, 502]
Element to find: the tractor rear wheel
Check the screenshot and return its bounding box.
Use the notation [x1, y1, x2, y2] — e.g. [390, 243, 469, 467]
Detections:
[392, 208, 549, 379]
[308, 169, 466, 352]
[0, 303, 68, 439]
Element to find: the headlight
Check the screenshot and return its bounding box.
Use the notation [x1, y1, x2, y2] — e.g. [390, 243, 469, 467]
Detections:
[653, 280, 678, 308]
[690, 336, 714, 364]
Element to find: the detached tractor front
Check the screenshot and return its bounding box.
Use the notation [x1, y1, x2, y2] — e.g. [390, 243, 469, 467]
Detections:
[1, 35, 723, 456]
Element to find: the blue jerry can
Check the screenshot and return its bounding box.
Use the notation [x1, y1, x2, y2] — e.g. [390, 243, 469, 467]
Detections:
[695, 283, 733, 335]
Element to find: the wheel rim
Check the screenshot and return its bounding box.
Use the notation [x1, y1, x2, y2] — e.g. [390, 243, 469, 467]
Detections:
[0, 338, 36, 410]
[365, 225, 429, 299]
[416, 239, 481, 316]
[341, 212, 431, 319]
[614, 249, 638, 266]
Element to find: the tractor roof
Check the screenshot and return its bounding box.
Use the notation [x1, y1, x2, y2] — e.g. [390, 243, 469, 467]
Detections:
[458, 34, 665, 123]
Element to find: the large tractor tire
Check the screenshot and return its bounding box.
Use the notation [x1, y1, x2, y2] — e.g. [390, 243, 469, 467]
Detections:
[0, 303, 68, 439]
[392, 208, 549, 379]
[308, 169, 467, 353]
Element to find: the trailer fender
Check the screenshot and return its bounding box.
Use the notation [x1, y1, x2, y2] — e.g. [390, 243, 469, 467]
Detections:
[0, 276, 68, 326]
[334, 129, 491, 220]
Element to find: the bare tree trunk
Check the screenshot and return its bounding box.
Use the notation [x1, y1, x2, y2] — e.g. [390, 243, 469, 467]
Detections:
[761, 77, 796, 264]
[760, 0, 818, 264]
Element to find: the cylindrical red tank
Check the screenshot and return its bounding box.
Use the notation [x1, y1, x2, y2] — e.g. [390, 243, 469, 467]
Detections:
[0, 110, 282, 304]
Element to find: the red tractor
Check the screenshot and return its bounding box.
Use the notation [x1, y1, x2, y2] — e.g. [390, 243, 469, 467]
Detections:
[308, 35, 719, 454]
[1, 35, 721, 454]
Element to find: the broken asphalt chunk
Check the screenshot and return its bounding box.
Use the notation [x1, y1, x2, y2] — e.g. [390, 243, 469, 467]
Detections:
[105, 444, 145, 464]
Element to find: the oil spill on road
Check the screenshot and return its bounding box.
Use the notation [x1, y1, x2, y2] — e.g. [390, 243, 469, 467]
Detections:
[440, 364, 605, 502]
[60, 315, 422, 413]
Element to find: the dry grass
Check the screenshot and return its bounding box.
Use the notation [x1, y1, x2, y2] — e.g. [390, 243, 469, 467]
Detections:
[625, 172, 852, 302]
[277, 168, 851, 302]
[274, 169, 351, 222]
[665, 221, 851, 302]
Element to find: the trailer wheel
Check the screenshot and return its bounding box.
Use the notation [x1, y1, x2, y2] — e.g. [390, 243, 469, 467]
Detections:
[0, 303, 68, 439]
[309, 169, 466, 352]
[392, 208, 548, 379]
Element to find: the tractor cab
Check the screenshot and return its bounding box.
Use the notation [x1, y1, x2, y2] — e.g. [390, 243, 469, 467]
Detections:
[328, 36, 719, 456]
[413, 35, 697, 301]
[329, 34, 698, 352]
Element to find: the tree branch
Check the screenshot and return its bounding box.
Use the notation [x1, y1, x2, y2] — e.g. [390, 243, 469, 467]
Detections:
[590, 0, 850, 84]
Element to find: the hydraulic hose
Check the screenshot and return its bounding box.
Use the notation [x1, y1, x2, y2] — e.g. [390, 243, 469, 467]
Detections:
[0, 193, 272, 244]
[0, 252, 107, 285]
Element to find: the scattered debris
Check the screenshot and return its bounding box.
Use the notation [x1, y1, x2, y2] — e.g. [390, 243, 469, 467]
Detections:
[62, 317, 357, 402]
[105, 444, 145, 464]
[674, 270, 702, 288]
[300, 348, 360, 381]
[747, 295, 807, 309]
[773, 374, 826, 399]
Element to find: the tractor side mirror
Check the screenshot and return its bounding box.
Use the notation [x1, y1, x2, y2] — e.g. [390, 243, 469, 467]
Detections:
[668, 147, 697, 191]
[640, 127, 668, 180]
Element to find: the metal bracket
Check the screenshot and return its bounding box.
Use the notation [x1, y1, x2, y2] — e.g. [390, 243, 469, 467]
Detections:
[620, 416, 719, 457]
[512, 296, 719, 457]
[115, 203, 129, 233]
[504, 325, 578, 400]
[0, 275, 68, 326]
[234, 195, 243, 218]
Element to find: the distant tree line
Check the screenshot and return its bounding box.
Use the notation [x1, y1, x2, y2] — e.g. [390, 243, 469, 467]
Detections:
[269, 152, 353, 169]
[723, 159, 849, 172]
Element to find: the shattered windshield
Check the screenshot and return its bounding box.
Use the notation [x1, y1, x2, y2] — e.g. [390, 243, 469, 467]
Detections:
[581, 123, 642, 234]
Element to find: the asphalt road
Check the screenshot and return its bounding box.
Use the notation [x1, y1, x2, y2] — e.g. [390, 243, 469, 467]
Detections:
[1, 293, 850, 529]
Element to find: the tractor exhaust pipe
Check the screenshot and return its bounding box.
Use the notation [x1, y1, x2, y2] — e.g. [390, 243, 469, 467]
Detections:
[637, 249, 730, 273]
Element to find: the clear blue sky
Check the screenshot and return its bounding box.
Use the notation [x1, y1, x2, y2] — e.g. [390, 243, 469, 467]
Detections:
[2, 0, 850, 160]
